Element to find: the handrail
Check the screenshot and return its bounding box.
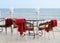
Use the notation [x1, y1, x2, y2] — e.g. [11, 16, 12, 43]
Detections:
[26, 19, 45, 21]
[0, 18, 6, 22]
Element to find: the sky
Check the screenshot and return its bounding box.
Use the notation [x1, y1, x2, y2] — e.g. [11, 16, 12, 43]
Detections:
[0, 0, 60, 8]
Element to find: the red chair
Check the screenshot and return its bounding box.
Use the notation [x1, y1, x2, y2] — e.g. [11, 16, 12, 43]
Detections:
[0, 18, 13, 34]
[44, 19, 58, 39]
[15, 18, 26, 36]
[38, 21, 51, 37]
[15, 18, 34, 38]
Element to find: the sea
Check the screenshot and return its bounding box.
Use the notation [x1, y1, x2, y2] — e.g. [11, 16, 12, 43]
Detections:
[0, 8, 60, 23]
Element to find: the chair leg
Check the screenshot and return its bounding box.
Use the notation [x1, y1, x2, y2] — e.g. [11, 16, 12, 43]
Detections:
[33, 31, 35, 39]
[28, 31, 30, 36]
[48, 32, 50, 40]
[38, 30, 43, 37]
[43, 31, 46, 38]
[11, 26, 13, 35]
[5, 27, 7, 35]
[52, 31, 55, 39]
[0, 27, 3, 32]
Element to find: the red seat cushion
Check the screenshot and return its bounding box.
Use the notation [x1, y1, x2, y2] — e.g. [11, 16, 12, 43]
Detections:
[5, 18, 13, 26]
[45, 24, 50, 32]
[26, 26, 30, 30]
[51, 19, 57, 27]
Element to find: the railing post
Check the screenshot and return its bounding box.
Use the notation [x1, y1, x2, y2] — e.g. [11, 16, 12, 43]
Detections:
[35, 8, 40, 20]
[9, 8, 14, 18]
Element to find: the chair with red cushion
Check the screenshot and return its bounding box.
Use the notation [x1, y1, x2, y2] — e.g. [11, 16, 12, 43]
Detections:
[0, 18, 13, 34]
[44, 19, 58, 39]
[24, 21, 34, 38]
[15, 18, 34, 38]
[15, 18, 26, 36]
[38, 21, 51, 37]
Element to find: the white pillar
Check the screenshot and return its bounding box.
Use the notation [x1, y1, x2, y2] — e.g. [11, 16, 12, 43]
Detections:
[9, 8, 14, 18]
[35, 8, 40, 20]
